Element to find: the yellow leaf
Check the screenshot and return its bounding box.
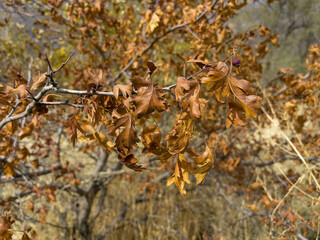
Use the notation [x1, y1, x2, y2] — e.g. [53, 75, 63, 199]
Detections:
[167, 154, 191, 195]
[147, 10, 162, 34]
[251, 182, 263, 189]
[80, 122, 115, 150]
[193, 145, 214, 184]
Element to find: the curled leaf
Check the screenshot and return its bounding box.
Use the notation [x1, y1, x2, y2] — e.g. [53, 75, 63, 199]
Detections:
[30, 73, 47, 91]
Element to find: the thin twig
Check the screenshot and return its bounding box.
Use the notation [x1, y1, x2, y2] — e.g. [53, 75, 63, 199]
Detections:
[53, 50, 76, 73]
[37, 101, 87, 108]
[0, 85, 52, 129]
[27, 56, 33, 88]
[7, 101, 22, 118]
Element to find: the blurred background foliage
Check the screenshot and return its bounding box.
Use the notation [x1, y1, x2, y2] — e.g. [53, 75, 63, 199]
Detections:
[230, 0, 320, 79]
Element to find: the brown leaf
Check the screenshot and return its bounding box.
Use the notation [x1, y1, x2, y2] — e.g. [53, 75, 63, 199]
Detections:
[130, 76, 152, 90]
[284, 209, 298, 223]
[186, 54, 211, 69]
[229, 77, 262, 119]
[6, 84, 27, 98]
[147, 61, 158, 76]
[0, 215, 15, 240]
[42, 94, 60, 102]
[113, 84, 132, 99]
[175, 78, 202, 118]
[166, 112, 193, 154]
[192, 145, 214, 184]
[79, 121, 115, 151]
[133, 85, 166, 118]
[3, 162, 16, 178]
[21, 233, 31, 240]
[18, 122, 35, 140]
[251, 182, 263, 189]
[8, 68, 27, 85]
[64, 115, 85, 147]
[175, 77, 190, 102]
[108, 113, 140, 159]
[201, 61, 261, 127]
[181, 80, 202, 118]
[201, 61, 229, 101]
[246, 203, 259, 213]
[88, 69, 104, 84]
[27, 201, 34, 212]
[141, 126, 162, 154]
[0, 92, 10, 106]
[167, 154, 191, 195]
[121, 154, 146, 172]
[30, 73, 47, 92]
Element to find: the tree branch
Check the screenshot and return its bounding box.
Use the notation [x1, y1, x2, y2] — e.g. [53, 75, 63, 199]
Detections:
[109, 1, 219, 85]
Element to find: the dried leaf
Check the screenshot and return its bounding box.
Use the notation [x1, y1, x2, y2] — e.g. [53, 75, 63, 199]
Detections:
[108, 113, 140, 159]
[167, 154, 191, 195]
[30, 73, 47, 91]
[113, 84, 132, 99]
[80, 121, 115, 151]
[201, 61, 261, 127]
[121, 154, 146, 172]
[166, 112, 193, 155]
[193, 145, 214, 184]
[133, 85, 166, 118]
[141, 126, 162, 154]
[0, 216, 14, 240]
[3, 162, 15, 178]
[175, 78, 202, 118]
[130, 76, 152, 90]
[175, 77, 190, 102]
[21, 233, 31, 240]
[147, 10, 161, 33]
[147, 61, 158, 76]
[64, 115, 85, 147]
[284, 209, 298, 223]
[186, 55, 210, 69]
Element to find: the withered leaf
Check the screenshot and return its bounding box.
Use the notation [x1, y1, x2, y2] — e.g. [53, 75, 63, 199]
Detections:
[121, 154, 146, 172]
[6, 84, 28, 98]
[141, 126, 162, 154]
[175, 77, 202, 118]
[79, 121, 115, 151]
[64, 115, 85, 147]
[8, 68, 27, 85]
[186, 54, 211, 69]
[0, 91, 10, 106]
[201, 61, 261, 127]
[21, 233, 32, 240]
[0, 215, 15, 240]
[130, 76, 152, 90]
[201, 61, 229, 101]
[229, 77, 262, 119]
[30, 73, 47, 92]
[284, 209, 298, 223]
[175, 77, 190, 102]
[108, 113, 140, 159]
[167, 154, 191, 195]
[192, 145, 214, 184]
[42, 94, 60, 102]
[147, 61, 158, 76]
[3, 162, 15, 178]
[113, 84, 132, 99]
[133, 85, 166, 118]
[18, 117, 38, 140]
[166, 112, 193, 155]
